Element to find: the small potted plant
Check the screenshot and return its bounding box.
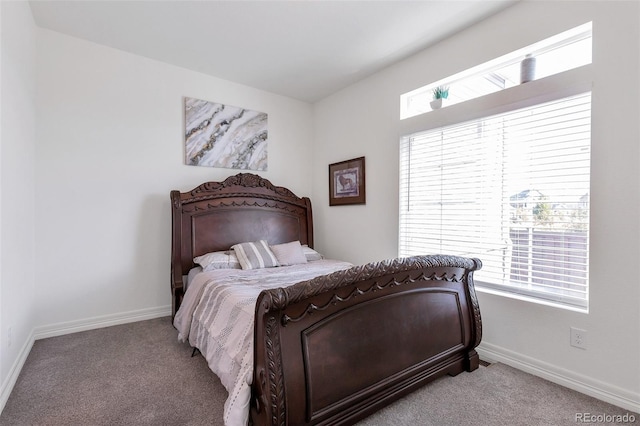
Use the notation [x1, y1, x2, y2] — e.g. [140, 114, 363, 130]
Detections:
[430, 86, 449, 110]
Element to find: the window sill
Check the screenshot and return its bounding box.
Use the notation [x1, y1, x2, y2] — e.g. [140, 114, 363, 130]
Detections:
[475, 284, 589, 314]
[399, 64, 592, 136]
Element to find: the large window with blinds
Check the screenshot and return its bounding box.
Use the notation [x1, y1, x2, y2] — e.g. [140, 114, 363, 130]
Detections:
[399, 92, 591, 309]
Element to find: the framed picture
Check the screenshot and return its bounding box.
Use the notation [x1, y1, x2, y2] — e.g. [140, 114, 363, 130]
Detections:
[329, 156, 366, 206]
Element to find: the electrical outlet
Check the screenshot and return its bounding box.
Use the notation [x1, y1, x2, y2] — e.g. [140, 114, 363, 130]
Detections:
[570, 327, 587, 349]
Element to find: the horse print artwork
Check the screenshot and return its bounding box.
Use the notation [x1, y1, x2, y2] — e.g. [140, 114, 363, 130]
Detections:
[335, 169, 359, 197]
[329, 157, 366, 206]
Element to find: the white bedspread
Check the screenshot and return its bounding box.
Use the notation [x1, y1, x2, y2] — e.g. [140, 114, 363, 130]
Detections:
[173, 259, 352, 426]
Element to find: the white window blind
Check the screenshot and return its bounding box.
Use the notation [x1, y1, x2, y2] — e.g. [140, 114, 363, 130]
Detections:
[399, 92, 591, 309]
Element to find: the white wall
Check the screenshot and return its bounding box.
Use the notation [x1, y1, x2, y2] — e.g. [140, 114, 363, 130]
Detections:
[0, 0, 37, 406]
[312, 0, 640, 411]
[33, 29, 315, 330]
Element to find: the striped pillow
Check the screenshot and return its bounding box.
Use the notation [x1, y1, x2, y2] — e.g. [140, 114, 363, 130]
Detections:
[231, 240, 280, 270]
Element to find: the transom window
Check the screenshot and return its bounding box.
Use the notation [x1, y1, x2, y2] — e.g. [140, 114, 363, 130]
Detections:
[401, 22, 592, 119]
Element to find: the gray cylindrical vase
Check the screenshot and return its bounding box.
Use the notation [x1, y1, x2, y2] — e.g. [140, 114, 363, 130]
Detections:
[520, 54, 536, 84]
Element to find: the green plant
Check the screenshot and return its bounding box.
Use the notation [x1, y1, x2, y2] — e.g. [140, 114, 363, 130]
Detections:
[432, 85, 449, 100]
[533, 199, 553, 226]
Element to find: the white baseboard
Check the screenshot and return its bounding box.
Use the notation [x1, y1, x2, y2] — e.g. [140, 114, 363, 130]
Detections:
[0, 305, 171, 414]
[0, 329, 34, 415]
[477, 342, 640, 414]
[33, 305, 171, 340]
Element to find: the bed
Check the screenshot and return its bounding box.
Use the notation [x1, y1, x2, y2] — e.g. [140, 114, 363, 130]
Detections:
[170, 173, 482, 426]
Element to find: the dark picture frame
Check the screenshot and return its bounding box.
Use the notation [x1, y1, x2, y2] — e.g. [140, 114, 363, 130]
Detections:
[329, 156, 366, 206]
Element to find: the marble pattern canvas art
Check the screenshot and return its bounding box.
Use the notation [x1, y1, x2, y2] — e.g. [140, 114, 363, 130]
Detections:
[184, 97, 268, 170]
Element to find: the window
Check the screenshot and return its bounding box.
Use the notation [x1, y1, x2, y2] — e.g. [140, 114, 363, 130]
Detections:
[401, 22, 592, 119]
[399, 92, 591, 310]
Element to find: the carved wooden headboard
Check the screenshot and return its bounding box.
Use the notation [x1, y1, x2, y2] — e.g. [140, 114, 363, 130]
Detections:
[170, 173, 313, 315]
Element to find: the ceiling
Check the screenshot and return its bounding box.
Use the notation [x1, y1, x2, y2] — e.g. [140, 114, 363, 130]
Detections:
[29, 1, 517, 103]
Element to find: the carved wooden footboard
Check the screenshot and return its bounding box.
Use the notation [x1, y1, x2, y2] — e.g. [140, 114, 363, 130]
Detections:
[251, 254, 482, 426]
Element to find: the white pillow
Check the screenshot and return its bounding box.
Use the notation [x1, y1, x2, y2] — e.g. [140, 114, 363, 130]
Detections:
[301, 245, 324, 262]
[270, 241, 308, 266]
[193, 250, 241, 271]
[231, 240, 280, 270]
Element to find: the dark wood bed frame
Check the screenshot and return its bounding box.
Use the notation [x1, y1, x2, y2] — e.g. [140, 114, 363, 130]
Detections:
[171, 173, 482, 426]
